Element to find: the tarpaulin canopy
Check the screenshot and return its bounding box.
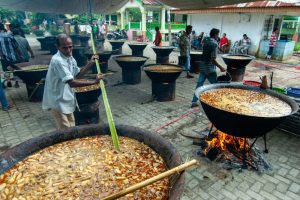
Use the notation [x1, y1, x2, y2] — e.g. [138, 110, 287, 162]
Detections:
[0, 0, 267, 14]
[0, 0, 128, 14]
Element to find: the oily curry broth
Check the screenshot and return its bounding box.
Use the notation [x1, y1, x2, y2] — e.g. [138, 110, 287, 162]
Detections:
[200, 88, 292, 117]
[145, 66, 182, 73]
[22, 65, 48, 71]
[0, 136, 169, 199]
[223, 56, 252, 60]
[74, 84, 100, 93]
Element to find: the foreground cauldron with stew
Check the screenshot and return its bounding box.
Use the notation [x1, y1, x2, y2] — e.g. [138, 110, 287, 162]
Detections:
[195, 83, 299, 138]
[0, 124, 185, 199]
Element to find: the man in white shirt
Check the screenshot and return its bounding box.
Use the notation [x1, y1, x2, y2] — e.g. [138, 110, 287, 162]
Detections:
[43, 34, 101, 130]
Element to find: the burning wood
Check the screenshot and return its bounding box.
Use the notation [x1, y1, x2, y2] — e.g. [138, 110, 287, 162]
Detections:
[198, 131, 271, 171]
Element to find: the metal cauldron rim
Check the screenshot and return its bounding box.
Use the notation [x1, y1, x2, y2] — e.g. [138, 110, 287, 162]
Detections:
[143, 63, 183, 72]
[0, 124, 184, 200]
[195, 83, 299, 119]
[222, 54, 256, 60]
[114, 55, 149, 62]
[128, 42, 148, 46]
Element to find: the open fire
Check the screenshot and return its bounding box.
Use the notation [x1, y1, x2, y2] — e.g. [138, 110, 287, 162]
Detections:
[197, 130, 271, 172]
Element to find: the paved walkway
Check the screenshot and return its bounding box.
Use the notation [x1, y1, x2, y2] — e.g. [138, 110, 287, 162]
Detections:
[0, 35, 300, 199]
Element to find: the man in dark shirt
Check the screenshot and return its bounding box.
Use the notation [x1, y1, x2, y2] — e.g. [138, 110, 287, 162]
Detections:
[0, 23, 22, 72]
[191, 28, 226, 107]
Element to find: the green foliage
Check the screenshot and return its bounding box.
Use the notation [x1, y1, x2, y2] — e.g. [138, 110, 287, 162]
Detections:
[30, 13, 49, 26]
[73, 14, 103, 24]
[21, 25, 31, 34]
[0, 8, 25, 23]
[127, 8, 141, 22]
[49, 29, 63, 36]
[33, 29, 44, 37]
[294, 42, 300, 52]
[48, 24, 63, 36]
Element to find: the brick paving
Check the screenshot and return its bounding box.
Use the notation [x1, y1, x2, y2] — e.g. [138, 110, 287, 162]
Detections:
[0, 35, 300, 199]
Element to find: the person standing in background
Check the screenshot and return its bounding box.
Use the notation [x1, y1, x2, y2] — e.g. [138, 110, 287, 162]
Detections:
[219, 33, 229, 53]
[191, 28, 226, 108]
[198, 32, 204, 49]
[0, 79, 11, 111]
[12, 28, 34, 62]
[153, 26, 162, 46]
[179, 25, 194, 78]
[266, 28, 278, 60]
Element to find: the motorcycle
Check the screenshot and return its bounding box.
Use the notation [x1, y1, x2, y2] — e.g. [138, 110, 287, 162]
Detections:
[107, 29, 128, 40]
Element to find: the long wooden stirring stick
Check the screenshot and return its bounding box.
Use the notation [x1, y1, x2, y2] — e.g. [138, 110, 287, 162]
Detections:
[102, 159, 198, 200]
[90, 32, 120, 150]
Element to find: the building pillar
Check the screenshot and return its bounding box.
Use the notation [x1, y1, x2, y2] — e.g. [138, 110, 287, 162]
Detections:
[141, 10, 147, 32]
[187, 15, 191, 25]
[126, 11, 129, 24]
[161, 7, 166, 32]
[109, 15, 112, 26]
[167, 9, 171, 46]
[121, 11, 125, 29]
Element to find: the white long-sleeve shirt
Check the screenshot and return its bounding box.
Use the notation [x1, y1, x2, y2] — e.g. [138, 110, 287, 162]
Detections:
[42, 51, 80, 114]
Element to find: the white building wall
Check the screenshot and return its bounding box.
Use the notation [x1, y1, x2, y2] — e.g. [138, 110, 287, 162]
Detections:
[189, 13, 267, 54]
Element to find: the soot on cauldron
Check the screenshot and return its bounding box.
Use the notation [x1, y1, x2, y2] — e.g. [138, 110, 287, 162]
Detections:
[151, 46, 175, 64]
[115, 55, 148, 84]
[128, 43, 148, 56]
[222, 54, 255, 82]
[143, 64, 183, 102]
[74, 80, 102, 125]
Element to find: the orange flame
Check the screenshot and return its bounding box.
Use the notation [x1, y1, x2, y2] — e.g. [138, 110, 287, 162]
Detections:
[205, 131, 249, 157]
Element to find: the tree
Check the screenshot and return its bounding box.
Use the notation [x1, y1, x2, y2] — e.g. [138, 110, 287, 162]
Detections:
[0, 8, 25, 24]
[73, 13, 103, 24]
[127, 8, 141, 22]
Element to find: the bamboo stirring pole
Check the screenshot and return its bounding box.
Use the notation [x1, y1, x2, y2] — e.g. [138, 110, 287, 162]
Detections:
[90, 32, 120, 150]
[102, 159, 198, 200]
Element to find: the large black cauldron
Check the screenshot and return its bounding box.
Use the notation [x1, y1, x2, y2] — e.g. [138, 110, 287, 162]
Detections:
[75, 86, 102, 105]
[43, 36, 57, 55]
[109, 40, 126, 55]
[195, 83, 299, 138]
[222, 54, 255, 82]
[36, 37, 47, 50]
[72, 46, 89, 67]
[128, 42, 148, 56]
[151, 46, 175, 64]
[14, 62, 50, 84]
[115, 55, 148, 84]
[85, 50, 115, 73]
[222, 54, 255, 69]
[79, 35, 90, 48]
[143, 64, 183, 101]
[0, 124, 185, 200]
[70, 34, 81, 46]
